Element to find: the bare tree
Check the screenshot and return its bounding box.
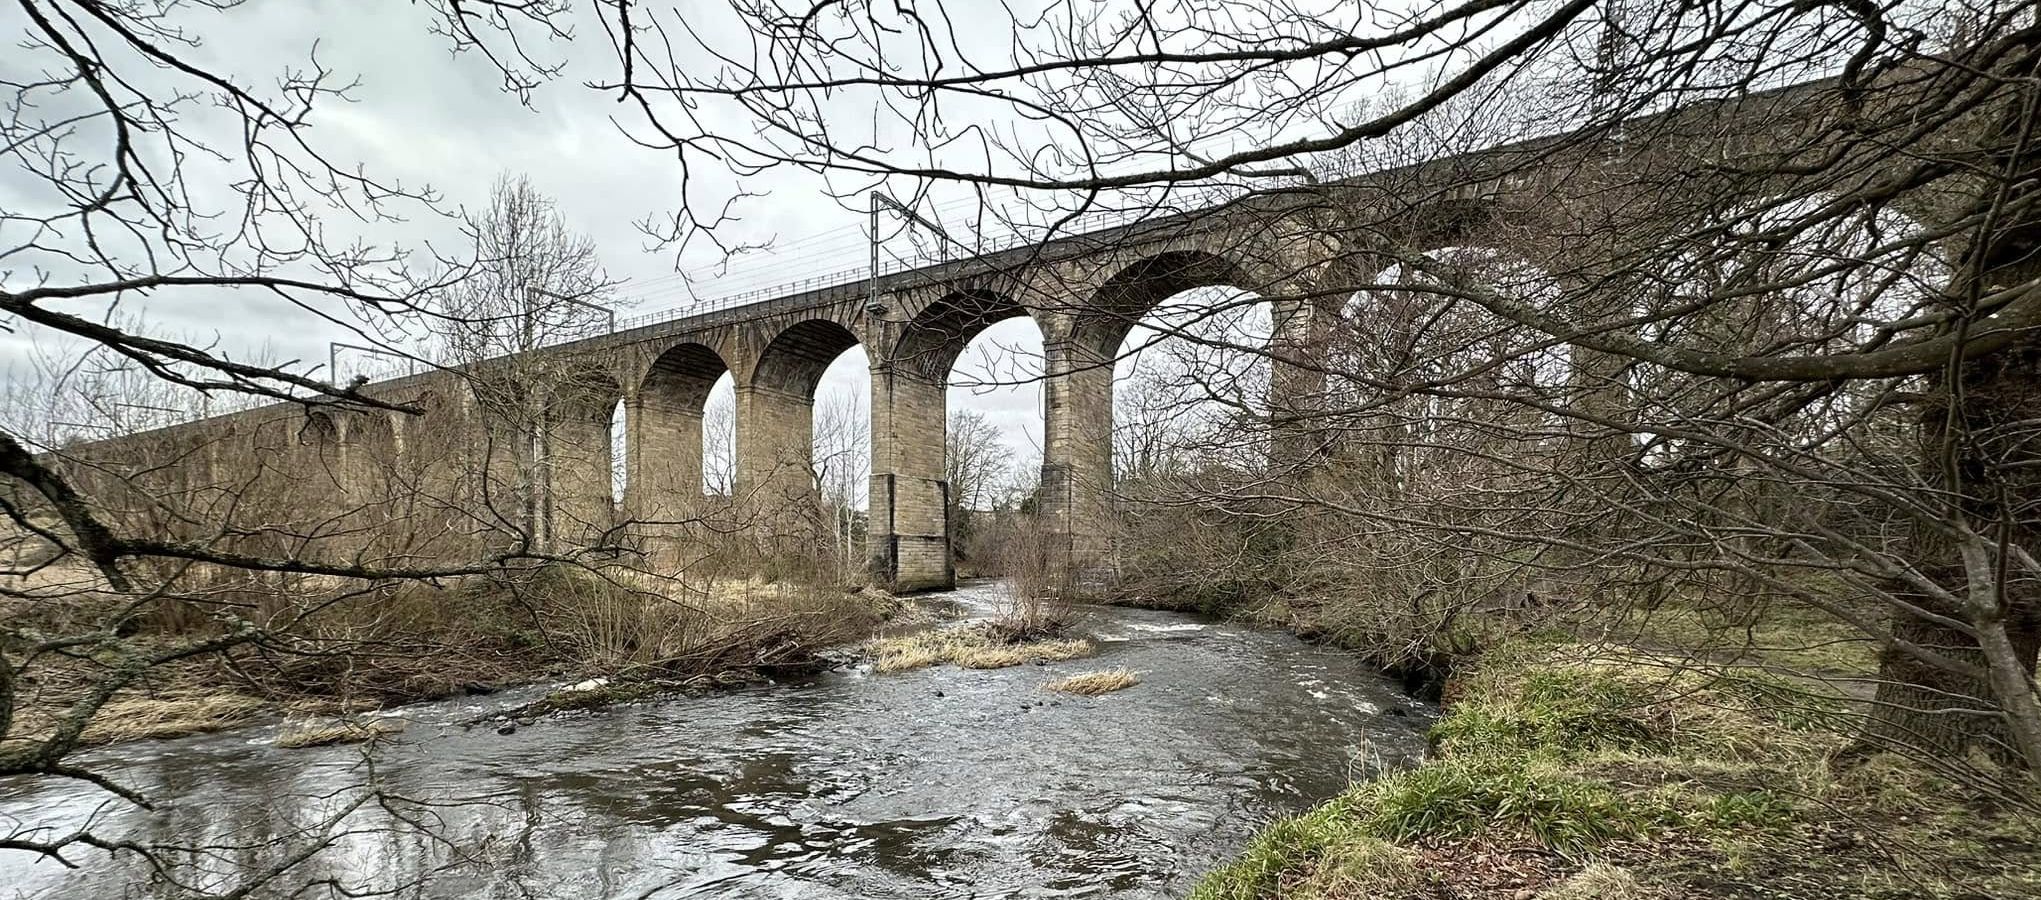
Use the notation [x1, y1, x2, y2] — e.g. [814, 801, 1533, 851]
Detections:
[946, 409, 1014, 569]
[813, 391, 870, 578]
[549, 0, 2041, 767]
[946, 410, 1012, 513]
[428, 174, 617, 365]
[0, 5, 634, 888]
[703, 397, 737, 496]
[6, 1, 2041, 893]
[425, 174, 622, 551]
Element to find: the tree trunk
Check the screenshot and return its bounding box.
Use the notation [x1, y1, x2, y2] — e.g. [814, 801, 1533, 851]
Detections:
[1864, 311, 2041, 764]
[1863, 579, 2041, 762]
[1864, 67, 2041, 762]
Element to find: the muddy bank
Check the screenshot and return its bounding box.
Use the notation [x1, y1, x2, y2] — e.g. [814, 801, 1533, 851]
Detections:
[3, 570, 902, 751]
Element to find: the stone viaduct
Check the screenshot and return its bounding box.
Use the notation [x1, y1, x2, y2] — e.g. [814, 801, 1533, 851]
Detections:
[55, 76, 1919, 592]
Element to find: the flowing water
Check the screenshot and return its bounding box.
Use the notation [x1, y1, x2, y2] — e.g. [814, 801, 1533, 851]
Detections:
[0, 582, 1430, 899]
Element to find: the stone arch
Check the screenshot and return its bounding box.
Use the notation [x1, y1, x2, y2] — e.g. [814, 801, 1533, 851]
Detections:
[1335, 244, 1569, 390]
[1069, 250, 1255, 360]
[298, 409, 340, 447]
[740, 318, 868, 560]
[643, 342, 732, 412]
[1624, 192, 1951, 467]
[341, 409, 397, 450]
[1330, 244, 1574, 475]
[751, 318, 863, 398]
[1395, 197, 1505, 257]
[551, 368, 626, 424]
[631, 341, 735, 538]
[1041, 248, 1265, 588]
[892, 289, 1033, 383]
[869, 289, 1043, 590]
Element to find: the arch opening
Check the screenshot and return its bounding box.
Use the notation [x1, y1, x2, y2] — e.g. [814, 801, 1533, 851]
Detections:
[703, 372, 736, 496]
[299, 410, 339, 447]
[1064, 250, 1274, 489]
[749, 319, 869, 575]
[1629, 196, 1949, 467]
[1112, 285, 1274, 486]
[637, 341, 735, 505]
[1071, 250, 1254, 360]
[1329, 245, 1569, 492]
[1035, 249, 1276, 589]
[610, 399, 627, 505]
[891, 290, 1047, 582]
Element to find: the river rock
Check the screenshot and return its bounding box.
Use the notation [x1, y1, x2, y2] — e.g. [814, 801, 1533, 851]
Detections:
[496, 722, 516, 736]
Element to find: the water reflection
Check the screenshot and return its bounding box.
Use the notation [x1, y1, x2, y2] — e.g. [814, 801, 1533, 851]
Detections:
[0, 583, 1430, 898]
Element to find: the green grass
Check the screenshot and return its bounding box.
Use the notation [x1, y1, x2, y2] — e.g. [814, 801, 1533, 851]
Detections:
[1627, 595, 1880, 675]
[1429, 666, 1658, 757]
[1193, 639, 2041, 900]
[1696, 790, 1796, 831]
[1197, 755, 1645, 899]
[1191, 803, 1421, 900]
[1357, 756, 1646, 856]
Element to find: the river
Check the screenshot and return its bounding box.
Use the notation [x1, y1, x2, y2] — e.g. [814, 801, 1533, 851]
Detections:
[0, 581, 1430, 899]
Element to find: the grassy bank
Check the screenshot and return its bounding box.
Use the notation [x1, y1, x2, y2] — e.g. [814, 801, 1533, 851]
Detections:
[4, 565, 900, 749]
[1193, 636, 2041, 899]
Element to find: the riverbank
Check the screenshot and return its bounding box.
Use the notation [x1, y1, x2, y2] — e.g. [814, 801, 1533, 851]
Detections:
[1187, 620, 2041, 898]
[2, 581, 1427, 898]
[3, 565, 902, 750]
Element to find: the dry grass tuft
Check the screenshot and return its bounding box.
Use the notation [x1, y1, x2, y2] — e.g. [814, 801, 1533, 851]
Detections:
[275, 717, 404, 749]
[872, 623, 1093, 672]
[875, 644, 947, 673]
[956, 638, 1093, 669]
[1045, 668, 1140, 695]
[1538, 863, 1649, 900]
[78, 693, 266, 745]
